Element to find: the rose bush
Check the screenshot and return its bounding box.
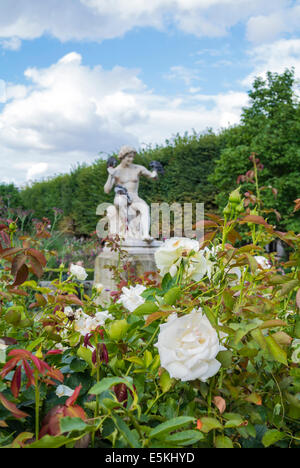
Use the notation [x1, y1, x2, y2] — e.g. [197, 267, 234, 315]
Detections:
[0, 155, 300, 449]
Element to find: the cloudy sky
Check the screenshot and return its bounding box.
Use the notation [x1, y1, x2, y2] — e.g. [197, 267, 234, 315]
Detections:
[0, 0, 300, 186]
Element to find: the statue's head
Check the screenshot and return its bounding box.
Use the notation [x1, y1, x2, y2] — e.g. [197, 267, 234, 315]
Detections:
[118, 145, 137, 162]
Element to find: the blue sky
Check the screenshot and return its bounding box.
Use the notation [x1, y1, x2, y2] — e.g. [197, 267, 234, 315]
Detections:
[0, 0, 300, 185]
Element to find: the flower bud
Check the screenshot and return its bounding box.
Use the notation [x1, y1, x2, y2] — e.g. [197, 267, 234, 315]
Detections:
[229, 187, 241, 205]
[235, 200, 245, 214]
[9, 222, 17, 233]
[35, 346, 43, 359]
[223, 203, 231, 216]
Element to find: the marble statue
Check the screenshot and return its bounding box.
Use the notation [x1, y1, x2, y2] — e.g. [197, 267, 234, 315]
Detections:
[103, 146, 163, 242]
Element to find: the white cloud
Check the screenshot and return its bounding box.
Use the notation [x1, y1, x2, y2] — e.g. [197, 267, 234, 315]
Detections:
[0, 37, 22, 51]
[242, 38, 300, 87]
[164, 66, 202, 86]
[246, 3, 300, 43]
[0, 0, 289, 46]
[0, 52, 249, 185]
[0, 80, 6, 103]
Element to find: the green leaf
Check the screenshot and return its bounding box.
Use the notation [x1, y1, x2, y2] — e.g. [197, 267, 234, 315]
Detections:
[197, 417, 223, 433]
[113, 414, 141, 448]
[26, 336, 45, 352]
[133, 302, 159, 316]
[143, 350, 153, 368]
[265, 335, 288, 366]
[159, 370, 174, 393]
[163, 430, 204, 446]
[251, 329, 267, 351]
[69, 332, 81, 347]
[215, 435, 234, 448]
[26, 435, 73, 448]
[60, 417, 88, 433]
[223, 413, 244, 428]
[89, 376, 137, 409]
[279, 280, 298, 296]
[77, 346, 93, 367]
[163, 287, 181, 306]
[262, 429, 286, 448]
[70, 357, 88, 372]
[217, 350, 232, 368]
[149, 416, 195, 439]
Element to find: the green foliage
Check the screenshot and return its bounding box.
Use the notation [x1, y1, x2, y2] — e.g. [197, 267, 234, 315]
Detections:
[210, 69, 300, 231]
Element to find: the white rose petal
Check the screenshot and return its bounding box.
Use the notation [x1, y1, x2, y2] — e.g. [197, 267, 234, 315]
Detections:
[155, 237, 199, 276]
[64, 306, 74, 318]
[70, 263, 88, 281]
[117, 284, 147, 313]
[155, 308, 226, 382]
[255, 256, 271, 270]
[56, 385, 74, 398]
[74, 309, 113, 336]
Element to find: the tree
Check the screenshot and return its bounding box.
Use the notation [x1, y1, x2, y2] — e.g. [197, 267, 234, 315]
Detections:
[210, 69, 300, 231]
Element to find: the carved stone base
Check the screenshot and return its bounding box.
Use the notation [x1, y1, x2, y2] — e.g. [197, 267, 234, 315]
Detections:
[94, 240, 162, 304]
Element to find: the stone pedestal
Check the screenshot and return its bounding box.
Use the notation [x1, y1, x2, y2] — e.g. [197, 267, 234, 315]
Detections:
[94, 239, 162, 304]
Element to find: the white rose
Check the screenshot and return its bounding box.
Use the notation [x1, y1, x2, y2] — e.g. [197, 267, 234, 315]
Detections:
[187, 251, 209, 282]
[117, 284, 147, 312]
[70, 263, 88, 281]
[94, 310, 114, 324]
[254, 256, 271, 270]
[74, 310, 112, 336]
[64, 306, 74, 318]
[155, 309, 226, 382]
[155, 237, 199, 277]
[56, 385, 74, 398]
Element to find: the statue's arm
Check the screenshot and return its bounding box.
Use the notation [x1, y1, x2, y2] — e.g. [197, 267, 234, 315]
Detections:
[139, 165, 157, 179]
[104, 168, 116, 194]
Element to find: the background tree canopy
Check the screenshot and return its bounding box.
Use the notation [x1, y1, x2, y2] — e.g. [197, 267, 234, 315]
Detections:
[2, 68, 300, 235]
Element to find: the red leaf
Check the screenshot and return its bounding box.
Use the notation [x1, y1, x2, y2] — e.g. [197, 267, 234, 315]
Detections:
[0, 247, 23, 259]
[30, 354, 46, 374]
[8, 349, 31, 360]
[11, 365, 22, 398]
[46, 367, 64, 383]
[0, 392, 28, 419]
[23, 360, 35, 388]
[0, 357, 20, 378]
[11, 254, 27, 277]
[66, 384, 82, 407]
[12, 264, 29, 287]
[8, 289, 29, 297]
[240, 215, 270, 227]
[28, 256, 44, 278]
[27, 248, 47, 267]
[64, 405, 86, 420]
[46, 350, 63, 356]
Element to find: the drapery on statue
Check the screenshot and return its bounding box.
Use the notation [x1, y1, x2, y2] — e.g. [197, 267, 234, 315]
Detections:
[104, 146, 163, 242]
